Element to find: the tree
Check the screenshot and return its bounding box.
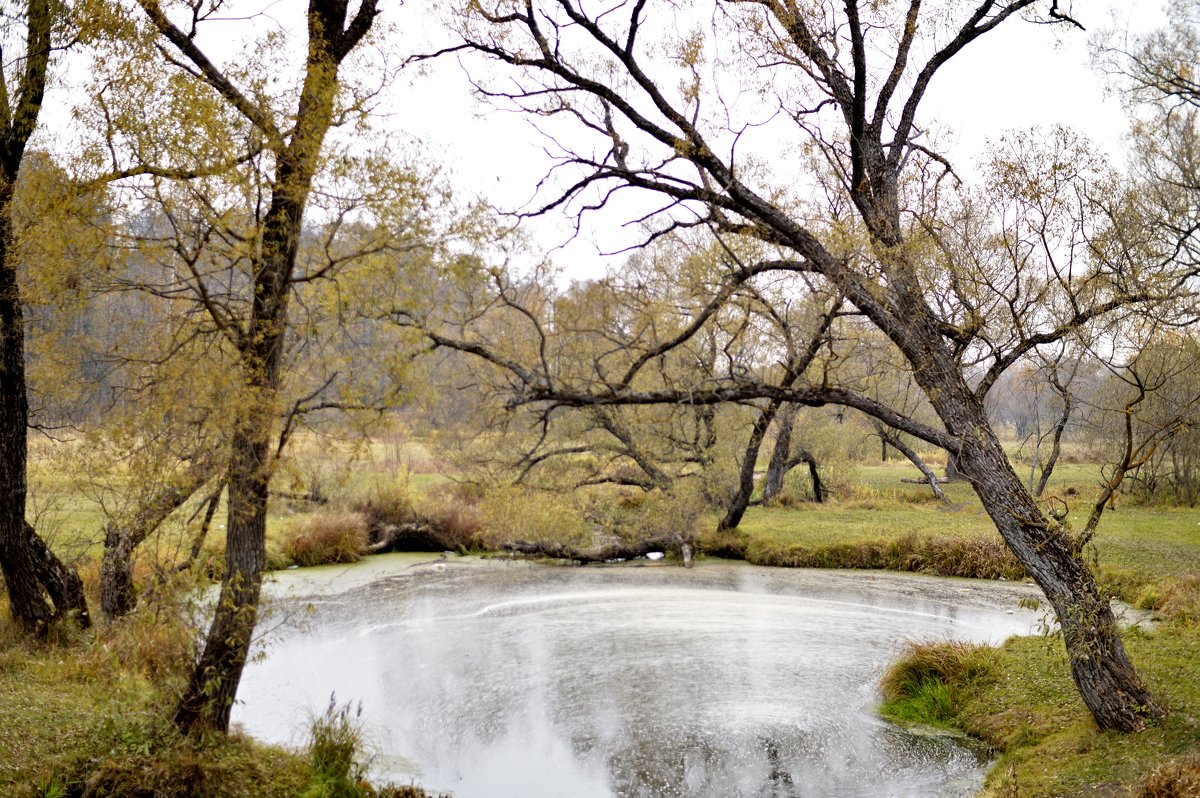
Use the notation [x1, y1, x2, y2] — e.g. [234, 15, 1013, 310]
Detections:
[102, 0, 384, 734]
[413, 0, 1185, 730]
[0, 0, 91, 635]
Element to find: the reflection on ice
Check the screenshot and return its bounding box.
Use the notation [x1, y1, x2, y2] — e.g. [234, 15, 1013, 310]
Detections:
[236, 557, 1041, 798]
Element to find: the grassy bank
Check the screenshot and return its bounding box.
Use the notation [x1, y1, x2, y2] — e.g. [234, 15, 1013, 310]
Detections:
[0, 611, 446, 797]
[879, 624, 1200, 797]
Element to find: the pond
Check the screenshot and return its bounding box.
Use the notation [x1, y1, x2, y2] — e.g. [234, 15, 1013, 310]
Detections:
[234, 555, 1044, 798]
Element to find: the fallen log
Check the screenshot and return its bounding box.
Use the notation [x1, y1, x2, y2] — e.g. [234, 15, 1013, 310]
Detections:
[502, 535, 690, 565]
[901, 476, 950, 485]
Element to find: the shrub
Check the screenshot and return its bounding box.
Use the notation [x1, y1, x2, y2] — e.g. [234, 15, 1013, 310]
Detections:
[285, 513, 369, 567]
[475, 485, 590, 546]
[414, 485, 486, 551]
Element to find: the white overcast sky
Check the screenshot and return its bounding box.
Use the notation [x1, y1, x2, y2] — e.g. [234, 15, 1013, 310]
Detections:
[44, 0, 1169, 281]
[384, 0, 1166, 279]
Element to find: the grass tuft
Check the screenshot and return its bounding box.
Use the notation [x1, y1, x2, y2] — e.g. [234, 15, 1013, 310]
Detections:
[302, 696, 369, 798]
[880, 641, 993, 727]
[285, 512, 369, 567]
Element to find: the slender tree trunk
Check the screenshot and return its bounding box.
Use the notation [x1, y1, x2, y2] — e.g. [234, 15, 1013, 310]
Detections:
[761, 405, 796, 503]
[802, 451, 824, 503]
[719, 400, 781, 531]
[594, 408, 671, 489]
[1033, 387, 1073, 498]
[873, 421, 948, 504]
[761, 406, 825, 504]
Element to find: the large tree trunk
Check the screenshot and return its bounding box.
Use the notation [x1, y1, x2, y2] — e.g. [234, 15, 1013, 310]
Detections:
[910, 341, 1162, 731]
[173, 421, 272, 733]
[0, 193, 89, 632]
[159, 0, 378, 733]
[0, 204, 52, 632]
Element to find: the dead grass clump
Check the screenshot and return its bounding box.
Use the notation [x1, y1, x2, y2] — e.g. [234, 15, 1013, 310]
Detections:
[914, 536, 1026, 581]
[1135, 575, 1200, 626]
[352, 490, 417, 529]
[1138, 753, 1200, 798]
[416, 487, 486, 551]
[476, 486, 591, 547]
[285, 512, 369, 567]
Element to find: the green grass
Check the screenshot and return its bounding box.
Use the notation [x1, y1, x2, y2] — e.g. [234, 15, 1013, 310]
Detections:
[720, 462, 1200, 589]
[880, 628, 1200, 797]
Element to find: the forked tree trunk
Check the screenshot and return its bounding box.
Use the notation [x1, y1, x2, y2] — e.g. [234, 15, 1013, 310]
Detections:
[762, 407, 824, 505]
[762, 405, 796, 502]
[100, 459, 219, 621]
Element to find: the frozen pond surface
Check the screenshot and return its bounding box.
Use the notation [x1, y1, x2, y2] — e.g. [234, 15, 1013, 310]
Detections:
[235, 555, 1044, 798]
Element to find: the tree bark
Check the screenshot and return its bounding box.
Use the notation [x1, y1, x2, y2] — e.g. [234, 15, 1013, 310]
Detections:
[873, 421, 949, 504]
[1033, 381, 1073, 498]
[762, 404, 796, 503]
[719, 400, 781, 531]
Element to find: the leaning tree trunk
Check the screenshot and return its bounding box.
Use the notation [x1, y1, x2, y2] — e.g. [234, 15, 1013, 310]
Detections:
[100, 458, 219, 621]
[911, 344, 1163, 731]
[873, 421, 948, 504]
[1033, 387, 1073, 498]
[173, 417, 273, 733]
[719, 400, 782, 531]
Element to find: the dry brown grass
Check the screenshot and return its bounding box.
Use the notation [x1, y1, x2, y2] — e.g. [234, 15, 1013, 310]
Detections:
[284, 512, 369, 567]
[1136, 575, 1200, 626]
[1138, 753, 1200, 798]
[715, 531, 1027, 580]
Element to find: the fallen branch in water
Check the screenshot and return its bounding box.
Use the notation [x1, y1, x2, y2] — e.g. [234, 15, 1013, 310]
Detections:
[502, 535, 693, 566]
